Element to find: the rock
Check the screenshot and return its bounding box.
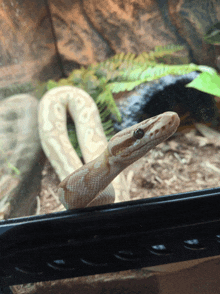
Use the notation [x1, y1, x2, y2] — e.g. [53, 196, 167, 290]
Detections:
[0, 1, 218, 88]
[113, 72, 219, 132]
[0, 94, 43, 219]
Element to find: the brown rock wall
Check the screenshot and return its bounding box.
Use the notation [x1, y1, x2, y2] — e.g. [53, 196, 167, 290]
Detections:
[0, 0, 59, 88]
[168, 0, 217, 65]
[0, 0, 219, 88]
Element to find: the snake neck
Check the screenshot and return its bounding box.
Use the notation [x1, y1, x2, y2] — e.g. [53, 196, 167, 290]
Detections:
[89, 148, 121, 186]
[58, 148, 121, 208]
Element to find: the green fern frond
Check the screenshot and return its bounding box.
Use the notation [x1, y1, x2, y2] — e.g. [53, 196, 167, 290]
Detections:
[153, 44, 185, 55]
[110, 52, 136, 63]
[39, 43, 196, 157]
[96, 85, 121, 121]
[119, 65, 152, 81]
[46, 79, 58, 90]
[94, 45, 184, 83]
[138, 63, 200, 81]
[101, 120, 114, 138]
[135, 44, 185, 63]
[92, 52, 137, 82]
[68, 126, 82, 157]
[67, 67, 88, 84]
[108, 63, 204, 93]
[108, 80, 145, 93]
[112, 63, 199, 84]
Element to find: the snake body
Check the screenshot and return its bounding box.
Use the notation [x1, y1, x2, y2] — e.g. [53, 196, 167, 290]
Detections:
[38, 86, 180, 209]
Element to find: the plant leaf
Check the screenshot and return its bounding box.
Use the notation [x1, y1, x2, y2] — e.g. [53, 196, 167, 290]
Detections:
[186, 72, 220, 97]
[47, 80, 58, 90]
[97, 86, 121, 121]
[108, 80, 145, 93]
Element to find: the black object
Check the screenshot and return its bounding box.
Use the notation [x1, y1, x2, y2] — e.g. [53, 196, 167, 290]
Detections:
[1, 187, 220, 287]
[114, 72, 218, 131]
[0, 286, 13, 294]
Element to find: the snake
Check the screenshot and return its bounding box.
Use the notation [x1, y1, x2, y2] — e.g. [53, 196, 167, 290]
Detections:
[38, 86, 180, 210]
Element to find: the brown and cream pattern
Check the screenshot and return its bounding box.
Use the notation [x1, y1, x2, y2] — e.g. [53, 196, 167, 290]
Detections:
[38, 86, 180, 209]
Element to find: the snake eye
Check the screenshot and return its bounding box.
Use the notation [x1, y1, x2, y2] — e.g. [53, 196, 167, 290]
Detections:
[133, 128, 144, 139]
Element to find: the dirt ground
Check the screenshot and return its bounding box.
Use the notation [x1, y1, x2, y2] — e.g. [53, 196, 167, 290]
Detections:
[38, 126, 220, 216]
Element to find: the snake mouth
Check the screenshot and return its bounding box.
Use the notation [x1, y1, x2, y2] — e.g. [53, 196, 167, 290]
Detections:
[109, 112, 180, 158]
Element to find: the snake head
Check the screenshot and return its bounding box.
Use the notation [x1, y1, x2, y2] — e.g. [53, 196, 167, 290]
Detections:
[108, 111, 180, 166]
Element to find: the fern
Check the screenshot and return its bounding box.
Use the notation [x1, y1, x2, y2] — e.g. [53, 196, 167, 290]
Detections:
[96, 85, 121, 120]
[108, 80, 145, 93]
[39, 43, 214, 157]
[147, 44, 185, 59]
[106, 64, 202, 93]
[45, 44, 187, 123]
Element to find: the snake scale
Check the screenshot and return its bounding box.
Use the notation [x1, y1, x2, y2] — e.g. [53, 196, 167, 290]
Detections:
[38, 86, 180, 210]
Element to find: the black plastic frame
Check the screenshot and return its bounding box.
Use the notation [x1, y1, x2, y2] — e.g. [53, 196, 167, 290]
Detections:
[1, 187, 220, 287]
